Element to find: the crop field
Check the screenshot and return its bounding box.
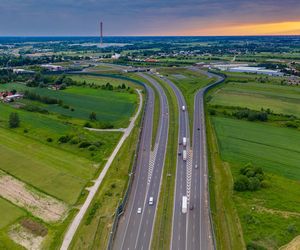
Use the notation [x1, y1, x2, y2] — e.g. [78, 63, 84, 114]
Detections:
[0, 127, 95, 205]
[212, 117, 300, 248]
[0, 198, 25, 229]
[210, 82, 300, 117]
[69, 74, 136, 88]
[0, 83, 137, 128]
[0, 103, 121, 163]
[213, 117, 300, 180]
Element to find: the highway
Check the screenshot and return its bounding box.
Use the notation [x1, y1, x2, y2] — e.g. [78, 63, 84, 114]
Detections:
[188, 68, 225, 250]
[113, 73, 169, 250]
[161, 68, 224, 250]
[159, 76, 190, 250]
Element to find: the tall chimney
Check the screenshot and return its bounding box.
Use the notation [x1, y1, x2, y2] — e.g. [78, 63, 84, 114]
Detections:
[100, 21, 103, 46]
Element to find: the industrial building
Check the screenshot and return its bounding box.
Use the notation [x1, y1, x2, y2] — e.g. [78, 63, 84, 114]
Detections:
[228, 66, 284, 76]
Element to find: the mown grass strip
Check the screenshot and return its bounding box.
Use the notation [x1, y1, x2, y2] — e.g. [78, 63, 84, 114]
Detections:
[205, 92, 245, 250]
[150, 74, 178, 250]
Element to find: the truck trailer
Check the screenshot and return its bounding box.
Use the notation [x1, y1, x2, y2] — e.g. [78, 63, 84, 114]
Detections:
[183, 150, 187, 161]
[182, 196, 187, 214]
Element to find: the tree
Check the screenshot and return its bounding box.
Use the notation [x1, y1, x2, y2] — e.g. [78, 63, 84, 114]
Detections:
[89, 112, 97, 121]
[234, 175, 249, 191]
[9, 112, 20, 128]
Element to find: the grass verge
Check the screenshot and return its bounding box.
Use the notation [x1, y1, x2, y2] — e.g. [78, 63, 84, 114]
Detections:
[206, 109, 245, 249]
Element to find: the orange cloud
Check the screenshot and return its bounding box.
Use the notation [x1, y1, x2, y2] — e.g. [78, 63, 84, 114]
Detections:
[186, 21, 300, 36]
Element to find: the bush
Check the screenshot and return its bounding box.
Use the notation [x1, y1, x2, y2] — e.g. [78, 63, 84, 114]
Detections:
[58, 135, 72, 143]
[84, 122, 92, 128]
[47, 138, 53, 142]
[234, 163, 267, 192]
[247, 242, 266, 250]
[88, 145, 97, 151]
[79, 141, 92, 148]
[70, 137, 80, 144]
[89, 112, 97, 121]
[9, 112, 20, 128]
[234, 175, 250, 191]
[23, 129, 28, 133]
[209, 109, 216, 115]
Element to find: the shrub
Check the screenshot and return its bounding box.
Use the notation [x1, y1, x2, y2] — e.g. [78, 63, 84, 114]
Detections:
[47, 138, 53, 142]
[58, 135, 72, 143]
[234, 163, 267, 192]
[209, 109, 216, 115]
[248, 177, 261, 191]
[70, 137, 80, 144]
[9, 112, 20, 128]
[79, 141, 92, 148]
[23, 129, 28, 133]
[89, 112, 97, 121]
[247, 242, 266, 250]
[84, 122, 92, 128]
[88, 145, 97, 151]
[234, 175, 250, 191]
[85, 202, 100, 225]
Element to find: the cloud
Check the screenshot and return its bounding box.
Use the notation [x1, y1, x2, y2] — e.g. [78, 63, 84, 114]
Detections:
[0, 0, 299, 35]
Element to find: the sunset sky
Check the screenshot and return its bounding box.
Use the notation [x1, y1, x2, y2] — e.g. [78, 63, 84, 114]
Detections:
[0, 0, 300, 36]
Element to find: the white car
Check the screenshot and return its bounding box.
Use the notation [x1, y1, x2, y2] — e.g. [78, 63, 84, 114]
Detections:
[149, 196, 154, 205]
[137, 207, 142, 214]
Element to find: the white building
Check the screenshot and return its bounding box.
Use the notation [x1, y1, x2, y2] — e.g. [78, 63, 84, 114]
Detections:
[41, 64, 64, 71]
[229, 66, 284, 76]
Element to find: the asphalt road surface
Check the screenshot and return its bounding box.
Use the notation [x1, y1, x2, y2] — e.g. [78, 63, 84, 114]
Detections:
[188, 68, 225, 250]
[159, 76, 191, 250]
[163, 68, 224, 250]
[113, 73, 169, 250]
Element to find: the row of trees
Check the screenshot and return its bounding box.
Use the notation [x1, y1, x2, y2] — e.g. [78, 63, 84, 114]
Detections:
[23, 90, 62, 105]
[233, 109, 268, 122]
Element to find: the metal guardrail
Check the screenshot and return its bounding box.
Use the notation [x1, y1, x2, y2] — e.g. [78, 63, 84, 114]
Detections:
[203, 71, 227, 250]
[106, 79, 148, 250]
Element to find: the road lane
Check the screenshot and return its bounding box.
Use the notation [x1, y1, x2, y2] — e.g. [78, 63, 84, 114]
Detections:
[113, 73, 169, 250]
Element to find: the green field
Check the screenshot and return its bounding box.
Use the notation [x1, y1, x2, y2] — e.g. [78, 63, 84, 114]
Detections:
[69, 74, 136, 88]
[0, 198, 25, 229]
[213, 117, 300, 180]
[0, 83, 137, 128]
[210, 82, 300, 117]
[0, 103, 121, 163]
[0, 127, 95, 204]
[212, 117, 300, 248]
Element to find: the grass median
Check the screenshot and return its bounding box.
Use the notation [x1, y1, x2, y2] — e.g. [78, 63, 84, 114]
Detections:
[149, 74, 178, 250]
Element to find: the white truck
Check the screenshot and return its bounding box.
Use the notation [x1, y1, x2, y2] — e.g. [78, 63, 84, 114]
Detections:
[182, 105, 186, 111]
[182, 196, 187, 214]
[182, 137, 187, 147]
[182, 150, 187, 161]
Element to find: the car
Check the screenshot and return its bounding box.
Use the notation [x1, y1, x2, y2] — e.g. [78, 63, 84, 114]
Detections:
[149, 196, 154, 205]
[137, 207, 142, 214]
[189, 205, 194, 210]
[197, 128, 200, 131]
[195, 164, 198, 169]
[178, 152, 182, 156]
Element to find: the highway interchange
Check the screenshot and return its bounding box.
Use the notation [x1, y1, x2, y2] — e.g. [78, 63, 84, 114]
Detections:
[112, 68, 224, 250]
